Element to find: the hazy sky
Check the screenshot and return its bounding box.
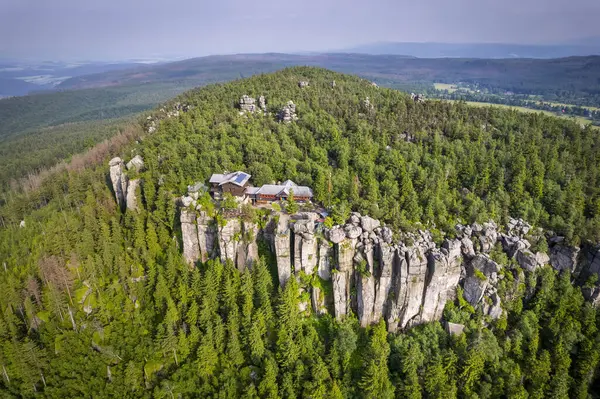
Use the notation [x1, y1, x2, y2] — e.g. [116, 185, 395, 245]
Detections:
[1, 0, 599, 60]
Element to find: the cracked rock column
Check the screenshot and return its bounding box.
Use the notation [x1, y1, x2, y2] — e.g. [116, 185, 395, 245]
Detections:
[109, 157, 128, 210]
[274, 213, 292, 287]
[420, 240, 462, 323]
[197, 211, 216, 263]
[373, 242, 395, 323]
[333, 238, 356, 320]
[218, 218, 241, 266]
[181, 209, 200, 265]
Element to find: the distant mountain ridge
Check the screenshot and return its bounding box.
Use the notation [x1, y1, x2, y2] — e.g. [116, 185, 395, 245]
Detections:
[55, 53, 600, 98]
[0, 61, 147, 97]
[341, 41, 600, 59]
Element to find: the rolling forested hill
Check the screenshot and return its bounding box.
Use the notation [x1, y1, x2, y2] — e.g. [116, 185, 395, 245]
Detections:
[2, 54, 599, 192]
[1, 67, 600, 398]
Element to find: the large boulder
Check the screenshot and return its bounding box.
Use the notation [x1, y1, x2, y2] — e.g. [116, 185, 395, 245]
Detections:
[380, 227, 393, 244]
[463, 275, 487, 306]
[485, 293, 503, 319]
[239, 95, 257, 113]
[344, 225, 362, 239]
[126, 155, 144, 172]
[469, 254, 500, 277]
[550, 244, 580, 272]
[446, 322, 465, 336]
[499, 234, 531, 258]
[478, 222, 499, 253]
[278, 101, 298, 123]
[218, 219, 242, 266]
[360, 215, 381, 232]
[349, 212, 361, 226]
[461, 237, 476, 259]
[516, 250, 538, 272]
[328, 226, 346, 244]
[507, 217, 531, 237]
[442, 239, 462, 260]
[258, 95, 266, 112]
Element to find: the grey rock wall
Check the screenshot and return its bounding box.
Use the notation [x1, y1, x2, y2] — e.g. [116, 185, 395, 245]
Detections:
[176, 204, 600, 331]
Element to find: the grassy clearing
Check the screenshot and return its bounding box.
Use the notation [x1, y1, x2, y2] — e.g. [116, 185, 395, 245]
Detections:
[536, 101, 600, 112]
[434, 83, 458, 93]
[444, 100, 594, 126]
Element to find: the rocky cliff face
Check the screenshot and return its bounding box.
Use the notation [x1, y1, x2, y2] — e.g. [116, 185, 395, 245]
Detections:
[178, 203, 599, 331]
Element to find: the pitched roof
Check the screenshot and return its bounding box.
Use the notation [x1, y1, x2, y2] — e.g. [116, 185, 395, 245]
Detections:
[248, 181, 313, 198]
[209, 171, 251, 187]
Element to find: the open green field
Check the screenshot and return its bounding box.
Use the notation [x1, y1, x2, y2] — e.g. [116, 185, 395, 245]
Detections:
[538, 101, 600, 112]
[445, 100, 594, 126]
[434, 83, 458, 92]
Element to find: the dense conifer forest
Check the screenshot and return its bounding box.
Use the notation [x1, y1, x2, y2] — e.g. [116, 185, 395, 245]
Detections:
[1, 67, 600, 398]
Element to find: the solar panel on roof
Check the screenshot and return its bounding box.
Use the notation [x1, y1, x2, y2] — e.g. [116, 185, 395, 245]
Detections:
[234, 173, 248, 184]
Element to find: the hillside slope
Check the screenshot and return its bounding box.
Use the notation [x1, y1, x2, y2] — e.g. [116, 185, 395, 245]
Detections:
[3, 53, 599, 192]
[1, 67, 600, 398]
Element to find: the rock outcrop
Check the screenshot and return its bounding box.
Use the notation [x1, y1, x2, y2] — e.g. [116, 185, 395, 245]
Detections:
[258, 96, 266, 112]
[181, 209, 200, 264]
[292, 218, 318, 275]
[176, 198, 600, 330]
[411, 93, 425, 103]
[274, 214, 292, 286]
[126, 155, 144, 172]
[550, 243, 580, 272]
[278, 101, 298, 123]
[125, 179, 140, 211]
[109, 156, 145, 212]
[197, 211, 216, 263]
[446, 322, 465, 336]
[239, 95, 257, 113]
[145, 102, 192, 133]
[109, 157, 128, 210]
[420, 241, 462, 322]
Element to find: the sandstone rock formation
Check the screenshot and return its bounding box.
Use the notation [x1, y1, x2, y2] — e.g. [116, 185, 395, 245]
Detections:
[239, 95, 257, 113]
[411, 93, 425, 103]
[446, 322, 465, 336]
[550, 243, 580, 272]
[126, 155, 144, 172]
[181, 209, 200, 264]
[177, 198, 600, 331]
[109, 157, 128, 210]
[109, 156, 145, 212]
[274, 213, 292, 286]
[278, 101, 298, 123]
[145, 102, 191, 133]
[125, 179, 140, 211]
[258, 95, 266, 112]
